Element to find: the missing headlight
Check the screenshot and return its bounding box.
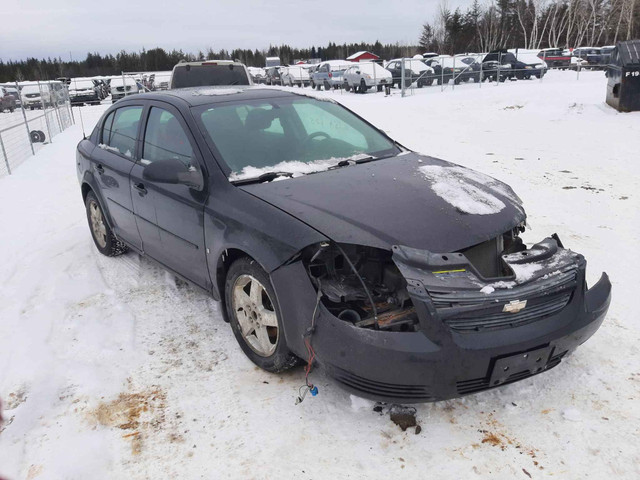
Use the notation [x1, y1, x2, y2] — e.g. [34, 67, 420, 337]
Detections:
[303, 243, 419, 331]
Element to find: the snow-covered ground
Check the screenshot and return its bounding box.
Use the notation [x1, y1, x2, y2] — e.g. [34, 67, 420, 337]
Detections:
[1, 71, 639, 479]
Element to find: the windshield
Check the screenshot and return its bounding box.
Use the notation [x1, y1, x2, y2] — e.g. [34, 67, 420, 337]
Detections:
[22, 85, 40, 94]
[195, 96, 399, 180]
[171, 64, 250, 88]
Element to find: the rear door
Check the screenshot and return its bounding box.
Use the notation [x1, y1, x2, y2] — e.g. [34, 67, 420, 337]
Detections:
[129, 101, 210, 288]
[91, 105, 144, 249]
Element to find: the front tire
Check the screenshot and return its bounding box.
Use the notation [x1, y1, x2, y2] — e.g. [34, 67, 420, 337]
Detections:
[85, 191, 127, 256]
[225, 257, 299, 373]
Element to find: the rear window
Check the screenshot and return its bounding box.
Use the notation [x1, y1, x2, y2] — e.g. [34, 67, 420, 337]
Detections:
[170, 64, 250, 89]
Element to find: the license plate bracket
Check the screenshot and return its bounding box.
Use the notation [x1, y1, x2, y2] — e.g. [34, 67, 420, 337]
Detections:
[490, 346, 553, 386]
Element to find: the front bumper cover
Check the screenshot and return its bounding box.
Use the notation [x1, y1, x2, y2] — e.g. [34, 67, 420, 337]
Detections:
[271, 239, 611, 403]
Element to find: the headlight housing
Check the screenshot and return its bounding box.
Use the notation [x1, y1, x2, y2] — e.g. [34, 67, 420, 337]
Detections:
[302, 242, 419, 331]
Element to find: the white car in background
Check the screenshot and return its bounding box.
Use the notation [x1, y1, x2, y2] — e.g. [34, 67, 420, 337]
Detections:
[279, 66, 310, 87]
[110, 76, 141, 103]
[20, 83, 53, 109]
[343, 62, 392, 92]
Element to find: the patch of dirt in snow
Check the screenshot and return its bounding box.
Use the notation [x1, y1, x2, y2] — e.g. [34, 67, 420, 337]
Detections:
[89, 386, 168, 455]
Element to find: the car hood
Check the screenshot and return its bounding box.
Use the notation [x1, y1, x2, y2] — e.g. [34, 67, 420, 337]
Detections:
[240, 152, 526, 252]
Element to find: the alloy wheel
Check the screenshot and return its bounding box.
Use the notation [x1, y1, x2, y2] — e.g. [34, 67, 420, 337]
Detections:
[232, 274, 279, 357]
[89, 200, 107, 248]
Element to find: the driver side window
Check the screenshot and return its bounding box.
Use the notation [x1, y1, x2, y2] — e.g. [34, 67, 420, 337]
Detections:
[142, 107, 194, 167]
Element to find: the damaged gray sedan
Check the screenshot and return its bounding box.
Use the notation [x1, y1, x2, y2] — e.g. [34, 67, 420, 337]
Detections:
[77, 87, 611, 403]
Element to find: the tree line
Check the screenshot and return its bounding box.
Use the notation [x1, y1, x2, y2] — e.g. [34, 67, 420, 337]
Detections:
[420, 0, 639, 54]
[2, 0, 638, 83]
[0, 42, 420, 82]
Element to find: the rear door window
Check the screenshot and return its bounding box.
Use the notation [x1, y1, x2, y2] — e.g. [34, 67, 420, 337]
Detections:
[101, 106, 143, 159]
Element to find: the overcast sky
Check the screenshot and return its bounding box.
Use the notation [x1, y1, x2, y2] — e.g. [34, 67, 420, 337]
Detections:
[0, 0, 466, 61]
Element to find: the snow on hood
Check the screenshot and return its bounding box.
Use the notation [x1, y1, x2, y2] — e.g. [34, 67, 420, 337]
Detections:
[229, 154, 373, 181]
[240, 152, 527, 253]
[418, 165, 520, 215]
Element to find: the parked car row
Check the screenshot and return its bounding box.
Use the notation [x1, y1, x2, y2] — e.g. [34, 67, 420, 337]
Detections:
[271, 51, 549, 95]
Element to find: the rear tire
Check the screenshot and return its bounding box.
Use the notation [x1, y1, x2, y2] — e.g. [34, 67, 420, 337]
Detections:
[85, 191, 128, 257]
[225, 257, 299, 373]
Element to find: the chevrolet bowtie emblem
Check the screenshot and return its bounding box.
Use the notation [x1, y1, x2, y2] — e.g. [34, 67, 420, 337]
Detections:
[503, 299, 527, 313]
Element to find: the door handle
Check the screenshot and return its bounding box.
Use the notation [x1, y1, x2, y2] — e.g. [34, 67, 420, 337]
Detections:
[96, 164, 104, 174]
[133, 182, 147, 196]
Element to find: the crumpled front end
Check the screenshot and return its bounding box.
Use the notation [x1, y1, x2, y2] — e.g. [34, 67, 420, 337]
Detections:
[271, 229, 611, 403]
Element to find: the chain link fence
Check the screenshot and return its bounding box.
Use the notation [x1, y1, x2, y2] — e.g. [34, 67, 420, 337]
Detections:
[0, 81, 74, 177]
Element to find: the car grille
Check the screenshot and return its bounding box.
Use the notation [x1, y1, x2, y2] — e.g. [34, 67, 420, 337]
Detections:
[430, 270, 577, 332]
[456, 350, 568, 395]
[25, 93, 40, 98]
[332, 367, 433, 401]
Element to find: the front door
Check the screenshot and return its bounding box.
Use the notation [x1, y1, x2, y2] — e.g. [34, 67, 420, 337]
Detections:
[129, 102, 210, 289]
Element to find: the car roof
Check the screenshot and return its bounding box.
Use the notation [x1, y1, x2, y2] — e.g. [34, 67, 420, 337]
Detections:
[173, 60, 242, 67]
[115, 87, 306, 108]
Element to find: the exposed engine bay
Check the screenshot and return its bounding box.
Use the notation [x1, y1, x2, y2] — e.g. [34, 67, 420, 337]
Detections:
[303, 223, 581, 332]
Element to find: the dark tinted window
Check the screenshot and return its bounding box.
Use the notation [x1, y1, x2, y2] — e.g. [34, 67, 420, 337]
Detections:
[101, 106, 143, 159]
[142, 107, 194, 167]
[171, 64, 250, 88]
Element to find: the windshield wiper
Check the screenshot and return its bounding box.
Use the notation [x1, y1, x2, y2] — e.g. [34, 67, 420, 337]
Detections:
[328, 156, 375, 170]
[231, 171, 294, 186]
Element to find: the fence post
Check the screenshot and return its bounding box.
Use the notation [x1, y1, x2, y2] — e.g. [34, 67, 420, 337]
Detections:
[0, 132, 10, 175]
[122, 72, 127, 97]
[479, 56, 483, 89]
[441, 61, 444, 92]
[38, 81, 53, 143]
[16, 82, 35, 155]
[452, 56, 456, 90]
[401, 58, 406, 98]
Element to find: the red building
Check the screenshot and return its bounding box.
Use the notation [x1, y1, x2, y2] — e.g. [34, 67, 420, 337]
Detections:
[346, 51, 380, 62]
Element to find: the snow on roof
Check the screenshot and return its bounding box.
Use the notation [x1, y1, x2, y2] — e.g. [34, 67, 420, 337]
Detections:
[346, 51, 378, 60]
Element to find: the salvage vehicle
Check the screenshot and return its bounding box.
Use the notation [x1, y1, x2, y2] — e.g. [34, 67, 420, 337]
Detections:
[265, 66, 282, 86]
[279, 66, 311, 87]
[386, 59, 435, 88]
[110, 76, 142, 103]
[538, 48, 571, 69]
[77, 87, 611, 403]
[20, 83, 49, 109]
[311, 61, 353, 90]
[69, 78, 102, 105]
[343, 62, 392, 92]
[169, 60, 251, 89]
[0, 87, 16, 112]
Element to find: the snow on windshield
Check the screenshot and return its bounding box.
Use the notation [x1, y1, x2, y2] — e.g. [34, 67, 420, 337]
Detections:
[418, 165, 507, 215]
[229, 153, 373, 182]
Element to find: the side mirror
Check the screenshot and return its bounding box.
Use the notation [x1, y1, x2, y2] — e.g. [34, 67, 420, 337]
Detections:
[355, 70, 361, 75]
[142, 158, 204, 190]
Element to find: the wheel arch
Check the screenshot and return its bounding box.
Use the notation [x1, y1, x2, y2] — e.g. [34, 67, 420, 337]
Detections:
[215, 247, 266, 322]
[81, 178, 115, 230]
